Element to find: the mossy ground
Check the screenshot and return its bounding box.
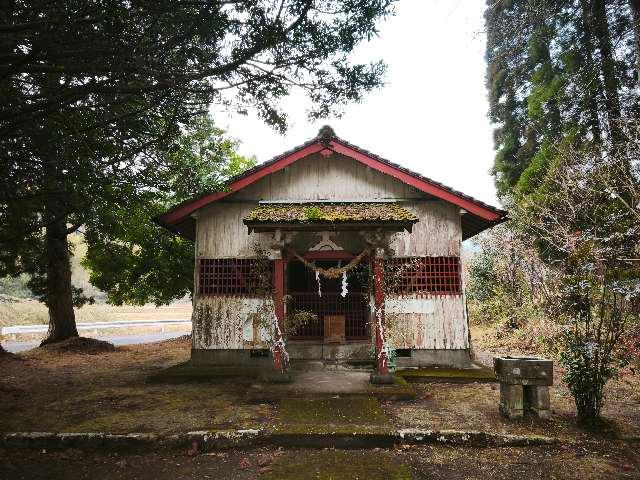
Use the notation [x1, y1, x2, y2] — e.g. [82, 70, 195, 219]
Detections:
[1, 335, 638, 441]
[276, 396, 395, 434]
[366, 374, 417, 399]
[0, 338, 276, 434]
[261, 450, 412, 480]
[397, 366, 496, 383]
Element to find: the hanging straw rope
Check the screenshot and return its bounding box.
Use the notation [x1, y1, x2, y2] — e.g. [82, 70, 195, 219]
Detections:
[286, 248, 370, 279]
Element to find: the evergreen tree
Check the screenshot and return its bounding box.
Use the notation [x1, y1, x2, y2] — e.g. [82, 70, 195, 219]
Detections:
[0, 0, 394, 344]
[485, 0, 639, 196]
[82, 116, 256, 306]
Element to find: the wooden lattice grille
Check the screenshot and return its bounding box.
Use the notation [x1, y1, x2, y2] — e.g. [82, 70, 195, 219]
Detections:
[288, 292, 370, 340]
[198, 259, 267, 296]
[386, 256, 461, 296]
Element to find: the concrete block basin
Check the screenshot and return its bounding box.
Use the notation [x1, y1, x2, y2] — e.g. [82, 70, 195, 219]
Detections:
[493, 356, 553, 386]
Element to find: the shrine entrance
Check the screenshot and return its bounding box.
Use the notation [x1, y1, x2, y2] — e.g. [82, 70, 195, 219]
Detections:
[286, 255, 371, 344]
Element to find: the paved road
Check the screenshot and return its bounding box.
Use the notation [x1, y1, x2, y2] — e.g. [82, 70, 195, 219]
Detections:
[2, 331, 189, 353]
[2, 319, 190, 335]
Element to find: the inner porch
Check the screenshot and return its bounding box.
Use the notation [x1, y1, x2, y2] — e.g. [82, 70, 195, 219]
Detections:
[285, 253, 374, 362]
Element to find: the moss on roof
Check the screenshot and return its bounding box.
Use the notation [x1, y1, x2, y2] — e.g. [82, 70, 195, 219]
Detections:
[244, 202, 418, 224]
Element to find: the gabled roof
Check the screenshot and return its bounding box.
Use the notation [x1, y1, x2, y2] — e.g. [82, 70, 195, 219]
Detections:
[156, 126, 507, 240]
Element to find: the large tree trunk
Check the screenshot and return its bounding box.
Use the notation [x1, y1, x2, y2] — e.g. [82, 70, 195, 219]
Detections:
[38, 137, 79, 347]
[40, 215, 78, 345]
[579, 0, 603, 143]
[630, 0, 640, 86]
[592, 0, 622, 142]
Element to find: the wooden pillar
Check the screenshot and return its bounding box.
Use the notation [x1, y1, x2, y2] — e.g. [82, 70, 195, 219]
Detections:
[273, 258, 285, 370]
[373, 254, 388, 375]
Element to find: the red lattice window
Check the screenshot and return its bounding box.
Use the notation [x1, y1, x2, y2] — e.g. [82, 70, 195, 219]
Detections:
[198, 259, 268, 296]
[386, 256, 461, 296]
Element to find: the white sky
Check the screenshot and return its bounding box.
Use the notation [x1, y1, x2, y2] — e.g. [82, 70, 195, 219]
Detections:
[213, 0, 500, 207]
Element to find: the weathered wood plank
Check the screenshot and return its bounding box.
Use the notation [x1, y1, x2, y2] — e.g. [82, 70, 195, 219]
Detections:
[192, 296, 273, 349]
[385, 295, 468, 350]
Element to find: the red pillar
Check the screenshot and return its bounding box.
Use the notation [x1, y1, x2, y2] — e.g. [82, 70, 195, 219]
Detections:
[273, 258, 285, 370]
[373, 256, 388, 375]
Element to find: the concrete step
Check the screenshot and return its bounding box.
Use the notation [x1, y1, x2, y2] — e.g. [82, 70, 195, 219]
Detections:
[288, 360, 326, 372]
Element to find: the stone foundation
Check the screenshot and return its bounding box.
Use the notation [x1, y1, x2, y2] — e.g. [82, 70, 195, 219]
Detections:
[191, 346, 471, 368]
[191, 349, 273, 367]
[394, 349, 472, 369]
[287, 341, 374, 362]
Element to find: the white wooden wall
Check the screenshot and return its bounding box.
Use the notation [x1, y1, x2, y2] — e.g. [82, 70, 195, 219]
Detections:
[384, 296, 469, 350]
[196, 152, 462, 259]
[234, 153, 423, 201]
[193, 151, 468, 352]
[390, 201, 461, 257]
[196, 202, 270, 258]
[192, 296, 274, 349]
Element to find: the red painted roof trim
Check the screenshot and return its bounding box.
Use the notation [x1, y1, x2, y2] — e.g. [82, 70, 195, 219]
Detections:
[161, 143, 325, 224]
[328, 141, 503, 221]
[158, 137, 504, 226]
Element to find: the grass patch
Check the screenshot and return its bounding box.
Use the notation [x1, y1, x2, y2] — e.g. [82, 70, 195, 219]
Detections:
[261, 450, 413, 480]
[0, 301, 191, 328]
[397, 366, 496, 383]
[279, 397, 389, 428]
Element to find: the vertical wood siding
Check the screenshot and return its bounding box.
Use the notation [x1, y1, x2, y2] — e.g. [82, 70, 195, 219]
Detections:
[197, 153, 462, 258]
[196, 202, 266, 258]
[192, 296, 274, 349]
[194, 151, 467, 351]
[384, 296, 469, 350]
[390, 201, 461, 257]
[234, 153, 424, 201]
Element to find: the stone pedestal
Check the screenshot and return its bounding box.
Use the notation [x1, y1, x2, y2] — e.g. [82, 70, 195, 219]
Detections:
[494, 356, 553, 419]
[369, 372, 395, 385]
[499, 384, 524, 419]
[524, 385, 551, 419]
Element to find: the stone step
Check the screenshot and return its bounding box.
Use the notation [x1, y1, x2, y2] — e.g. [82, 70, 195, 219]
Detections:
[288, 360, 326, 372]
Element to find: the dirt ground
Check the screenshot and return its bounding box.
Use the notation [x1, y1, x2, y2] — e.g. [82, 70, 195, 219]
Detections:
[1, 443, 638, 480]
[0, 337, 277, 434]
[1, 335, 639, 440]
[386, 376, 640, 441]
[1, 333, 640, 478]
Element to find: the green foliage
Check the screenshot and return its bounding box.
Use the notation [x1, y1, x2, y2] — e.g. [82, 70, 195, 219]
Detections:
[467, 223, 564, 356]
[515, 140, 554, 195]
[0, 274, 33, 300]
[303, 207, 324, 221]
[484, 0, 638, 197]
[1, 0, 393, 338]
[284, 309, 318, 336]
[512, 133, 640, 424]
[82, 116, 256, 305]
[484, 1, 640, 425]
[559, 329, 627, 425]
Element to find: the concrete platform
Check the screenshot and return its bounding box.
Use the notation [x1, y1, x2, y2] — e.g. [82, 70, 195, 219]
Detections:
[396, 364, 496, 384]
[148, 362, 416, 400]
[247, 370, 416, 402]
